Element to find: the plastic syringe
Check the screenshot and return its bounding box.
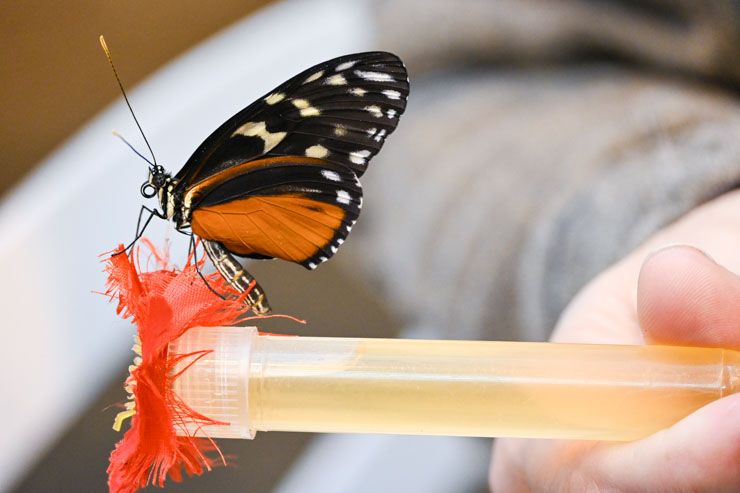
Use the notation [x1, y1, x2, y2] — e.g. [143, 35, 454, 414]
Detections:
[169, 326, 740, 441]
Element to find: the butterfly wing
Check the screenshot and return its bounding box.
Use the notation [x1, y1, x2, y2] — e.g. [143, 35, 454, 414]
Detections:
[188, 156, 362, 269]
[173, 51, 408, 189]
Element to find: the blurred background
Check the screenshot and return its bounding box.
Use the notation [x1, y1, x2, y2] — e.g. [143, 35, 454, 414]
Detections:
[1, 0, 270, 197]
[4, 0, 740, 492]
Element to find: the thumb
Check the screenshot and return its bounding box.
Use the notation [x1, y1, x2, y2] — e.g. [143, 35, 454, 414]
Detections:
[590, 245, 740, 491]
[637, 245, 740, 348]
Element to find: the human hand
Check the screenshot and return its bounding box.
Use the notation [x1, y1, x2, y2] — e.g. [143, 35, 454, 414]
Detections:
[490, 190, 740, 492]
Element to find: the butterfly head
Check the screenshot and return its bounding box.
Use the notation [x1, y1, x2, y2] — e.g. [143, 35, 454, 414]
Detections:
[141, 165, 176, 218]
[141, 166, 164, 198]
[141, 164, 166, 195]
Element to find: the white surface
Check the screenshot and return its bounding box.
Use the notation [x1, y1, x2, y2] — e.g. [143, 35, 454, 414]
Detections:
[275, 434, 491, 493]
[0, 0, 373, 488]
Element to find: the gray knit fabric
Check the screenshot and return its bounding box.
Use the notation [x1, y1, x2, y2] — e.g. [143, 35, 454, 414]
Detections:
[337, 1, 740, 342]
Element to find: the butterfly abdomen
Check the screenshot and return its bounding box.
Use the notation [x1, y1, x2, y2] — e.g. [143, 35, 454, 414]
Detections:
[202, 239, 271, 314]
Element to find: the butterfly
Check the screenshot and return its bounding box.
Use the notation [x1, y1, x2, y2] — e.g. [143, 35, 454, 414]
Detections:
[135, 52, 409, 314]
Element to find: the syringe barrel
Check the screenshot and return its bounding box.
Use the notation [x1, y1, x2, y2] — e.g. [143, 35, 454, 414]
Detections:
[171, 326, 740, 441]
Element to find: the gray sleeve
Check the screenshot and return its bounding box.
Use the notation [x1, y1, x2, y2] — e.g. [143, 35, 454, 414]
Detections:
[341, 1, 740, 341]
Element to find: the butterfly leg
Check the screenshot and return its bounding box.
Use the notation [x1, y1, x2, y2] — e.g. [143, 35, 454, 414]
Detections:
[202, 239, 271, 315]
[187, 234, 230, 301]
[113, 205, 165, 256]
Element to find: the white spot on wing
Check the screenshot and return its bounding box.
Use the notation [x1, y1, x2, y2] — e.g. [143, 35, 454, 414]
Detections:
[334, 125, 347, 136]
[308, 262, 317, 269]
[303, 70, 324, 84]
[297, 186, 323, 194]
[382, 89, 401, 100]
[355, 70, 393, 82]
[387, 109, 397, 119]
[331, 245, 338, 253]
[350, 87, 367, 97]
[336, 190, 352, 204]
[301, 107, 321, 117]
[264, 93, 285, 105]
[365, 105, 383, 118]
[325, 74, 347, 86]
[292, 99, 321, 117]
[373, 129, 387, 142]
[366, 127, 377, 137]
[349, 149, 371, 165]
[335, 60, 357, 71]
[231, 121, 287, 153]
[321, 169, 341, 182]
[306, 145, 329, 159]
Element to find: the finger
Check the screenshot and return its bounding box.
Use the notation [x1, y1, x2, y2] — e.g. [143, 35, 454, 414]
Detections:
[584, 392, 740, 492]
[637, 245, 740, 347]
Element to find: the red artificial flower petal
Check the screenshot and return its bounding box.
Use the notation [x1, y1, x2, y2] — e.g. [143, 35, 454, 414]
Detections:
[104, 243, 251, 493]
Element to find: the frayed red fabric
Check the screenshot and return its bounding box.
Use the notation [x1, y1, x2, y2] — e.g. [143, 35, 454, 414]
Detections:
[104, 242, 251, 493]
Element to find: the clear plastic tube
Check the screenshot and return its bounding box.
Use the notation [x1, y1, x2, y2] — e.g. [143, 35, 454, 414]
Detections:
[169, 326, 740, 441]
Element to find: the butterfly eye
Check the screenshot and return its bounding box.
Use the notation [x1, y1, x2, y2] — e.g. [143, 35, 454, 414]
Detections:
[140, 181, 157, 198]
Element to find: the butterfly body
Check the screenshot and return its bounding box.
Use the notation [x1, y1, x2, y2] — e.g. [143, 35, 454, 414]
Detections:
[142, 52, 408, 314]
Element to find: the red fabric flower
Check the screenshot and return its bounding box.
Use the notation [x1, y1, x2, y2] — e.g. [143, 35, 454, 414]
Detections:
[104, 241, 251, 493]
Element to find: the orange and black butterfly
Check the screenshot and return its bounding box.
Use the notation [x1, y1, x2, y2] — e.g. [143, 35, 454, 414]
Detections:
[134, 52, 408, 314]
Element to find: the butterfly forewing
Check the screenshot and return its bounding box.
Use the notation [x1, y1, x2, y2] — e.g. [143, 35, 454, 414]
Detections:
[173, 51, 408, 188]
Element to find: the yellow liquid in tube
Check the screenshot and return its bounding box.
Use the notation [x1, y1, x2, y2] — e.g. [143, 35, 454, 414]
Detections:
[248, 336, 740, 441]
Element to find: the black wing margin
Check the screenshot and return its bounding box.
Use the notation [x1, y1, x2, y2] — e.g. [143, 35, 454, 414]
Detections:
[174, 52, 409, 189]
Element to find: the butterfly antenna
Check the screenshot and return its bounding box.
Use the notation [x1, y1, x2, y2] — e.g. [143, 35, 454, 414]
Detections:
[99, 35, 158, 166]
[112, 130, 155, 166]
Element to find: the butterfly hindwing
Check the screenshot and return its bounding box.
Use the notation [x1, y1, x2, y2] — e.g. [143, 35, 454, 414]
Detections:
[188, 156, 362, 269]
[174, 52, 408, 190]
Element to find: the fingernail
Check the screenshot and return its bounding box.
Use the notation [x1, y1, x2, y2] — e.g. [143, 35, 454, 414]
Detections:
[643, 243, 716, 266]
